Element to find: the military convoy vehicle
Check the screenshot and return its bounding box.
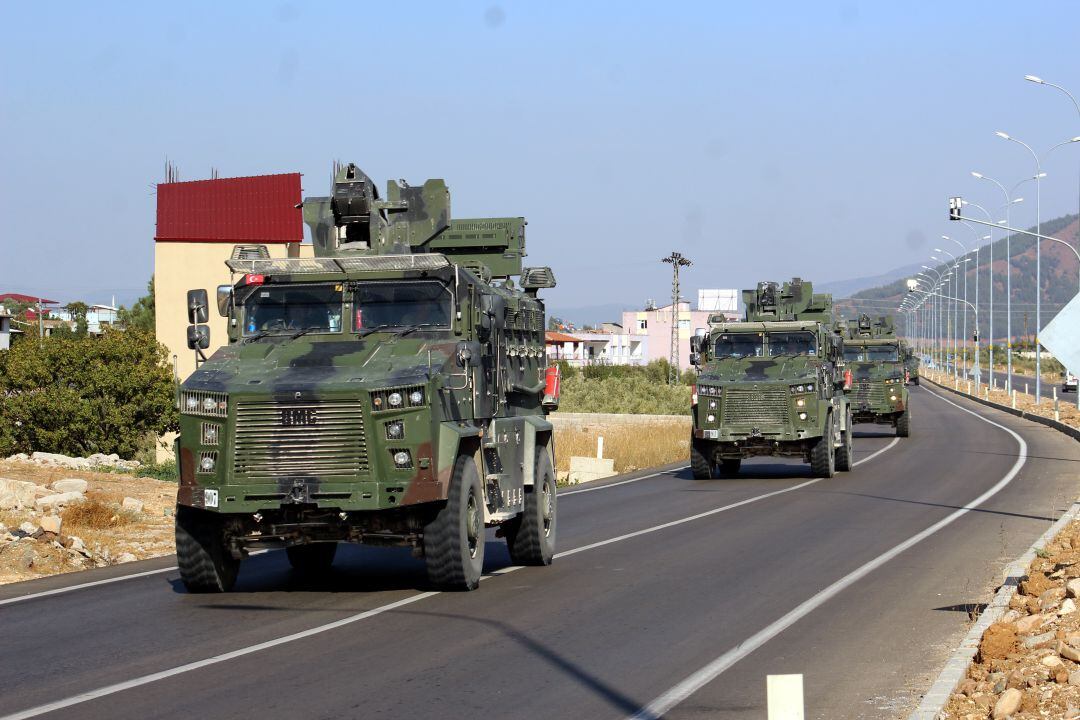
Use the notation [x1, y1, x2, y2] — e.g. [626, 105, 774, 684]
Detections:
[843, 315, 910, 437]
[901, 341, 920, 385]
[688, 278, 853, 479]
[175, 163, 559, 593]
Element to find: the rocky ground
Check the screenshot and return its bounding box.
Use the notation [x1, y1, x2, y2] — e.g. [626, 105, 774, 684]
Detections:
[945, 520, 1080, 719]
[0, 452, 177, 585]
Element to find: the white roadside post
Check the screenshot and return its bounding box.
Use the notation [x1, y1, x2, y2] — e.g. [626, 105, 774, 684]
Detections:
[767, 674, 805, 720]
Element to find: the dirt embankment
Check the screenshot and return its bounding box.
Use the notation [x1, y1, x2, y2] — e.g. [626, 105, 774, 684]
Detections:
[945, 520, 1080, 719]
[0, 459, 176, 585]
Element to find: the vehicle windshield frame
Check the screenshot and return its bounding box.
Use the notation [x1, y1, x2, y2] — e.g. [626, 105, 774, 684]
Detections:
[351, 279, 453, 332]
[766, 331, 818, 357]
[241, 282, 344, 337]
[713, 331, 764, 359]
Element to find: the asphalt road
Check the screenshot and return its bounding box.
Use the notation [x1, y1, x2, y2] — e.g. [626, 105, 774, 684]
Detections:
[2, 386, 1078, 720]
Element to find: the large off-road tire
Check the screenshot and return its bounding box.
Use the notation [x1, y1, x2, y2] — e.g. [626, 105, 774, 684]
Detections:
[835, 410, 854, 472]
[896, 409, 911, 438]
[506, 447, 556, 566]
[809, 414, 836, 478]
[286, 543, 337, 573]
[690, 438, 714, 479]
[175, 505, 239, 593]
[716, 459, 742, 478]
[912, 377, 920, 386]
[424, 453, 485, 591]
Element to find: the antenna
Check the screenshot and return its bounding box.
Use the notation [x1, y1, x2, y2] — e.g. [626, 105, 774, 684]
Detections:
[661, 251, 692, 384]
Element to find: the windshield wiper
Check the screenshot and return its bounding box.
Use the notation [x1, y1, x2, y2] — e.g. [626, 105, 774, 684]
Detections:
[243, 331, 270, 344]
[289, 328, 317, 340]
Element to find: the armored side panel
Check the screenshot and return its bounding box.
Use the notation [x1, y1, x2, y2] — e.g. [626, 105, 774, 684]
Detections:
[430, 218, 527, 279]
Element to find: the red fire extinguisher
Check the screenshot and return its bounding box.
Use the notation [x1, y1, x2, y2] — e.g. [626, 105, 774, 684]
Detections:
[843, 368, 853, 391]
[543, 365, 561, 409]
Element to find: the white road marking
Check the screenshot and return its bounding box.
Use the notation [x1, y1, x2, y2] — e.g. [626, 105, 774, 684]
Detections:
[559, 466, 687, 495]
[0, 435, 903, 718]
[556, 438, 899, 560]
[0, 567, 177, 607]
[0, 550, 269, 608]
[627, 388, 1027, 720]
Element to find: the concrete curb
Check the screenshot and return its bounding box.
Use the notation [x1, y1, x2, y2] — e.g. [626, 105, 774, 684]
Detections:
[907, 378, 1080, 719]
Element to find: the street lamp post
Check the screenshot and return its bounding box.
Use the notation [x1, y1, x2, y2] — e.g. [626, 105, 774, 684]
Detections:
[996, 131, 1044, 402]
[932, 251, 960, 376]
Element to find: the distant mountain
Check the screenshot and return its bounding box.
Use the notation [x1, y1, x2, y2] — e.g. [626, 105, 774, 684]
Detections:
[835, 213, 1079, 340]
[818, 263, 926, 299]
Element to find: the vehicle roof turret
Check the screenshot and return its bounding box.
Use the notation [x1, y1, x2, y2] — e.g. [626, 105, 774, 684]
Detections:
[742, 278, 834, 323]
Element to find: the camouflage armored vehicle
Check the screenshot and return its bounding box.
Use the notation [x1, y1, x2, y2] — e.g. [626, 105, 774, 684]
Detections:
[688, 278, 852, 479]
[843, 315, 910, 437]
[901, 341, 920, 385]
[174, 163, 558, 592]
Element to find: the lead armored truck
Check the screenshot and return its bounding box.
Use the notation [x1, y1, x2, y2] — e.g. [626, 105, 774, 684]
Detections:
[688, 279, 852, 478]
[843, 315, 910, 437]
[175, 163, 558, 592]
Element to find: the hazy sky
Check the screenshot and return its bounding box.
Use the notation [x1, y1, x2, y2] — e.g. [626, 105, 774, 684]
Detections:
[2, 1, 1079, 316]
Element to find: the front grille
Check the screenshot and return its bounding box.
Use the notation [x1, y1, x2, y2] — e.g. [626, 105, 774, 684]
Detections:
[722, 387, 790, 426]
[233, 399, 368, 480]
[855, 380, 885, 406]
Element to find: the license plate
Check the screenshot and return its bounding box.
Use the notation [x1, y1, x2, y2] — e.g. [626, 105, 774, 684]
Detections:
[281, 408, 318, 426]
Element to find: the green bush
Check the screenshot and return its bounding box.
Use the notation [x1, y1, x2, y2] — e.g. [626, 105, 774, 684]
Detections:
[0, 329, 179, 458]
[558, 372, 692, 415]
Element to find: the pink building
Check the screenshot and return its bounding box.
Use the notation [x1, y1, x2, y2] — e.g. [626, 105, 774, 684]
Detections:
[621, 290, 739, 371]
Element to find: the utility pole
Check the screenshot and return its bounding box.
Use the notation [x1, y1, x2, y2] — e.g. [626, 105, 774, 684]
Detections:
[661, 251, 692, 384]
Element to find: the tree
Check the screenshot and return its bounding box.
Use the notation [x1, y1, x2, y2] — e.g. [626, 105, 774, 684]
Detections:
[547, 315, 565, 331]
[117, 277, 156, 334]
[64, 301, 90, 337]
[0, 328, 179, 458]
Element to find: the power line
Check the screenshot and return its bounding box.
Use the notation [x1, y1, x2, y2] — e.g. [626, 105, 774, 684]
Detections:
[661, 252, 692, 384]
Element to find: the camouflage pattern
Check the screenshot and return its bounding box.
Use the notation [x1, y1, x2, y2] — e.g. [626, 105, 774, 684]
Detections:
[176, 163, 555, 557]
[843, 314, 909, 428]
[690, 279, 852, 475]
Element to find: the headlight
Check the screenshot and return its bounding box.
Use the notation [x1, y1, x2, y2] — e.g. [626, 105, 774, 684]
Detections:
[806, 383, 815, 392]
[186, 396, 199, 412]
[181, 391, 227, 417]
[392, 450, 413, 468]
[388, 392, 403, 407]
[201, 423, 219, 445]
[798, 412, 808, 421]
[707, 414, 715, 422]
[198, 452, 216, 473]
[386, 421, 404, 440]
[409, 390, 424, 406]
[796, 398, 806, 407]
[203, 397, 217, 412]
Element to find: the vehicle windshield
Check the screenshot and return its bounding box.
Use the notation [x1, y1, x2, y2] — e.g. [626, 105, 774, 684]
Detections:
[243, 284, 343, 336]
[767, 331, 817, 357]
[843, 345, 899, 362]
[714, 333, 763, 359]
[353, 281, 451, 331]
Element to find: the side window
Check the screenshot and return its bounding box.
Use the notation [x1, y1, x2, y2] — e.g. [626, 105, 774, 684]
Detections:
[638, 319, 648, 330]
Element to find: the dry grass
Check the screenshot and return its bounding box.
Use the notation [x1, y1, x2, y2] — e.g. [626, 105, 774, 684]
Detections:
[61, 499, 136, 530]
[554, 420, 690, 474]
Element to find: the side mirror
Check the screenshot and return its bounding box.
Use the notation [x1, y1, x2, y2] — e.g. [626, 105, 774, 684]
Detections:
[187, 289, 209, 324]
[689, 352, 700, 367]
[186, 324, 210, 350]
[216, 285, 233, 317]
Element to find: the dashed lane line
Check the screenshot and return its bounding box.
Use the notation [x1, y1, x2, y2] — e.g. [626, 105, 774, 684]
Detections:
[625, 387, 1027, 719]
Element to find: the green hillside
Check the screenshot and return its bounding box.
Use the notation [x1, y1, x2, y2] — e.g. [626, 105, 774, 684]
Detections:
[835, 213, 1080, 342]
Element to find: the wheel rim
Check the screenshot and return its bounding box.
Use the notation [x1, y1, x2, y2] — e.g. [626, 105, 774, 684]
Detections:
[465, 492, 481, 559]
[541, 477, 554, 537]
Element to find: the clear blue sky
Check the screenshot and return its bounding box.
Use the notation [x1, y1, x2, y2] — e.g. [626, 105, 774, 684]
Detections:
[2, 1, 1079, 318]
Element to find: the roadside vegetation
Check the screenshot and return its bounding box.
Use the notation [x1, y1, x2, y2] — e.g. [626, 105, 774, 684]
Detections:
[0, 328, 178, 459]
[555, 359, 694, 415]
